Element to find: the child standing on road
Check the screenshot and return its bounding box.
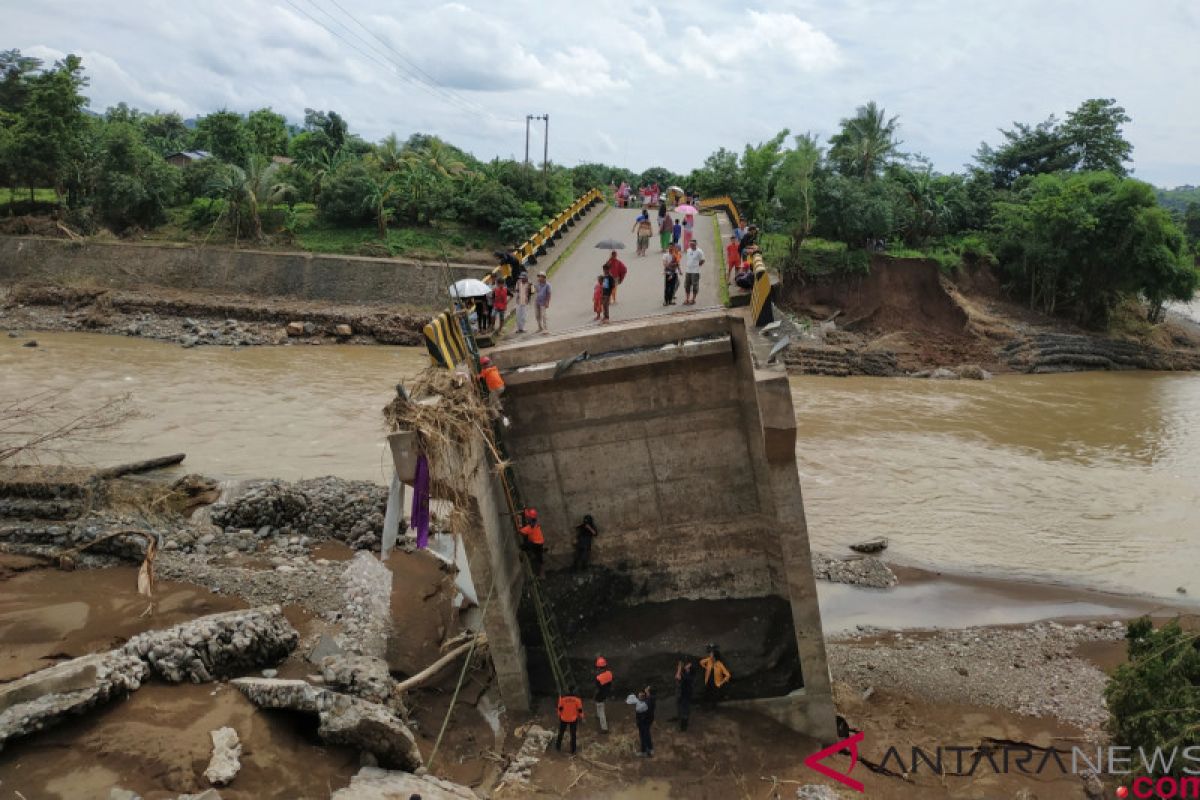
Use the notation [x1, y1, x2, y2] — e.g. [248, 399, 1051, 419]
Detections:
[593, 275, 604, 321]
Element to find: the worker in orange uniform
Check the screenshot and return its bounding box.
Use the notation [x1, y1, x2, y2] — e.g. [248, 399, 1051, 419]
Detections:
[700, 643, 732, 708]
[555, 687, 584, 754]
[519, 507, 545, 577]
[478, 356, 505, 397]
[593, 656, 614, 733]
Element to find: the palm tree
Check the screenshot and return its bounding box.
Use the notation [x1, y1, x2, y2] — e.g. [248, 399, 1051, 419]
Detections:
[376, 133, 404, 172]
[361, 171, 400, 239]
[301, 147, 349, 198]
[829, 101, 902, 180]
[243, 156, 294, 240]
[206, 158, 293, 243]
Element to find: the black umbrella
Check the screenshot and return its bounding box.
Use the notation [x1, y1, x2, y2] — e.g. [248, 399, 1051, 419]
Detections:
[594, 239, 625, 249]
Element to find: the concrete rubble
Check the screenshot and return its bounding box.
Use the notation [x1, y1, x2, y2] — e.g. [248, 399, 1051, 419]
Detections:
[337, 551, 393, 658]
[124, 606, 298, 683]
[495, 724, 554, 788]
[330, 766, 476, 800]
[231, 678, 422, 771]
[203, 726, 242, 786]
[812, 553, 898, 589]
[210, 477, 388, 550]
[0, 606, 296, 751]
[321, 654, 408, 715]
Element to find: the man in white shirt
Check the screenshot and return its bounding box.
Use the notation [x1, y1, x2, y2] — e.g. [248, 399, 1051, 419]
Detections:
[682, 240, 705, 305]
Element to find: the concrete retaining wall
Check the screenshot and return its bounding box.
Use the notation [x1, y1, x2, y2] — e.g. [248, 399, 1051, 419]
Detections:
[0, 237, 491, 309]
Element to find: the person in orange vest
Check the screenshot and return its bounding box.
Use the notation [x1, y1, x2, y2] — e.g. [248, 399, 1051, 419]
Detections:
[555, 686, 584, 754]
[519, 507, 544, 577]
[593, 656, 613, 733]
[478, 356, 505, 397]
[699, 643, 732, 708]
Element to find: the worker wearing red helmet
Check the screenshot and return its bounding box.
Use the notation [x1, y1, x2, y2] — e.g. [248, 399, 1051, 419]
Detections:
[519, 507, 544, 577]
[593, 656, 614, 733]
[478, 355, 505, 395]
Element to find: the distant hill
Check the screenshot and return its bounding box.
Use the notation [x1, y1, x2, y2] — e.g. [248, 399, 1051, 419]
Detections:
[1156, 185, 1200, 213]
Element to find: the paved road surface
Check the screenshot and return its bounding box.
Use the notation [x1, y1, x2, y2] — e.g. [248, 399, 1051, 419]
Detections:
[509, 205, 722, 339]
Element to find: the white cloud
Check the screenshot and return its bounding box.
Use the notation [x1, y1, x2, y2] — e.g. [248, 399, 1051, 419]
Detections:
[6, 1, 1199, 184]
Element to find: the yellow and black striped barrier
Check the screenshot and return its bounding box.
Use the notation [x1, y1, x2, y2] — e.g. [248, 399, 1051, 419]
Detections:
[422, 309, 471, 369]
[747, 253, 774, 327]
[698, 195, 743, 230]
[422, 188, 604, 367]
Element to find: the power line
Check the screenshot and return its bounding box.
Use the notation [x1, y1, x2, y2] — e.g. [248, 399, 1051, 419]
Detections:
[323, 0, 519, 126]
[281, 0, 514, 129]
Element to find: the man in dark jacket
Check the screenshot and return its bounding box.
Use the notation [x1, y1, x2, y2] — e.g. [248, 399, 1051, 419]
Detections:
[573, 514, 598, 570]
[675, 656, 696, 731]
[634, 686, 656, 757]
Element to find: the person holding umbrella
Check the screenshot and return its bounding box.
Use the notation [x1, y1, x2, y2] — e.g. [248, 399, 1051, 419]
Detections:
[604, 250, 627, 304]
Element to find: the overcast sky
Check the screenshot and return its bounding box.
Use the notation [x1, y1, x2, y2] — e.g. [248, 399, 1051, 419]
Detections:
[10, 0, 1200, 186]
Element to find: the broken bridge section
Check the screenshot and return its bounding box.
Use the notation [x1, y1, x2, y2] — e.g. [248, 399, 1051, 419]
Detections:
[489, 309, 837, 740]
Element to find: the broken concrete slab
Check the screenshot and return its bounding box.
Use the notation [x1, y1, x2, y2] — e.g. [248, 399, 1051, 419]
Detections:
[330, 766, 475, 800]
[0, 606, 296, 751]
[231, 678, 422, 771]
[204, 726, 242, 786]
[0, 651, 147, 751]
[321, 655, 407, 715]
[123, 605, 298, 683]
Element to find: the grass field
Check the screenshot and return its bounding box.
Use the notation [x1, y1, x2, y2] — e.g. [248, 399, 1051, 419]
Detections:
[140, 201, 504, 261]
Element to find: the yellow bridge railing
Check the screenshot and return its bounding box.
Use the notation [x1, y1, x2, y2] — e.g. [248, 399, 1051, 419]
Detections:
[423, 189, 604, 368]
[697, 195, 773, 327]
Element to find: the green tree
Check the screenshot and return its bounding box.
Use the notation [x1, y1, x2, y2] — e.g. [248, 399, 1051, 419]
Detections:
[1183, 202, 1200, 248]
[828, 101, 901, 180]
[361, 169, 400, 239]
[1063, 98, 1132, 175]
[11, 54, 89, 202]
[245, 108, 288, 158]
[140, 111, 190, 156]
[688, 147, 740, 199]
[193, 110, 250, 166]
[205, 156, 293, 241]
[813, 172, 904, 247]
[974, 118, 1076, 189]
[773, 132, 822, 261]
[1105, 617, 1200, 779]
[0, 49, 41, 114]
[93, 121, 180, 231]
[738, 129, 789, 224]
[991, 171, 1198, 325]
[315, 159, 375, 225]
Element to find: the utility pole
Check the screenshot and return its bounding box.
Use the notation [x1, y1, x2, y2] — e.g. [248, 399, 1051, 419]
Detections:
[525, 115, 534, 166]
[524, 114, 550, 170]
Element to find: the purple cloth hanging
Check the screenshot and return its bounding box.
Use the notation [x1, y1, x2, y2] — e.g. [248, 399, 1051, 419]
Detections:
[411, 454, 431, 549]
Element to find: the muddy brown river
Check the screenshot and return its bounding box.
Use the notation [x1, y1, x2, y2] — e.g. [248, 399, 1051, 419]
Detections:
[4, 331, 1198, 601]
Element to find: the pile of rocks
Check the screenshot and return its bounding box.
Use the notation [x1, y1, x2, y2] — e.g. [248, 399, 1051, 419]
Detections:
[1, 606, 296, 750]
[211, 478, 387, 550]
[232, 677, 422, 771]
[123, 607, 299, 683]
[812, 553, 898, 589]
[338, 552, 393, 658]
[1003, 332, 1200, 373]
[829, 620, 1127, 732]
[321, 655, 407, 715]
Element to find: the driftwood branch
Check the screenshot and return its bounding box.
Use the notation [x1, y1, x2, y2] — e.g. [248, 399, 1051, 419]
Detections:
[95, 453, 186, 479]
[395, 634, 486, 693]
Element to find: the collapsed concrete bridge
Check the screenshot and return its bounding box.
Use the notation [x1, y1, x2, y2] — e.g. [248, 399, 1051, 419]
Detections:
[394, 308, 836, 741]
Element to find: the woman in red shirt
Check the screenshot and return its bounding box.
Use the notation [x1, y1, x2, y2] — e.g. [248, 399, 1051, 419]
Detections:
[725, 235, 742, 283]
[491, 283, 509, 332]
